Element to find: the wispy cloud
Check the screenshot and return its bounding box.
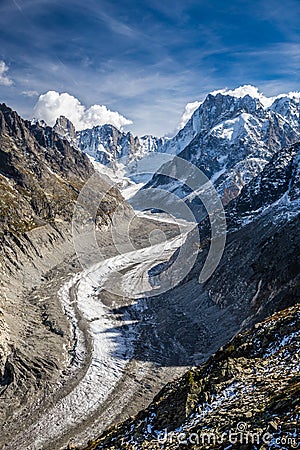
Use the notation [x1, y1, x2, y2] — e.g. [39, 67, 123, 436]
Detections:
[0, 61, 13, 86]
[21, 90, 39, 97]
[253, 0, 300, 40]
[96, 11, 138, 38]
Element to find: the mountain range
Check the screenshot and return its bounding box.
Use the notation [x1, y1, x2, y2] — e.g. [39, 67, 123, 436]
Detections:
[54, 116, 165, 167]
[144, 86, 300, 206]
[53, 85, 300, 209]
[54, 87, 299, 449]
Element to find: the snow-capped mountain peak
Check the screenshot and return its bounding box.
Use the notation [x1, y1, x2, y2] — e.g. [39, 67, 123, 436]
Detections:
[144, 85, 300, 207]
[77, 124, 165, 167]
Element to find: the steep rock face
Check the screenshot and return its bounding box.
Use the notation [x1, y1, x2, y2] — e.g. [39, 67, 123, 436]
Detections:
[53, 115, 78, 148]
[0, 105, 125, 234]
[77, 124, 165, 166]
[0, 104, 126, 430]
[78, 124, 139, 165]
[145, 88, 300, 204]
[184, 142, 300, 326]
[0, 104, 94, 233]
[139, 134, 166, 154]
[227, 142, 300, 227]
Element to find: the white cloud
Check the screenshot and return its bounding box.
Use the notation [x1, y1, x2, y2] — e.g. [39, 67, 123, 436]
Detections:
[0, 61, 13, 86]
[177, 100, 202, 130]
[33, 91, 133, 131]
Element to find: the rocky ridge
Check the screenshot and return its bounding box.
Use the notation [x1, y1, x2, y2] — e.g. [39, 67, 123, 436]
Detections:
[154, 142, 300, 329]
[1, 87, 298, 449]
[54, 116, 166, 167]
[0, 103, 126, 438]
[53, 87, 300, 207]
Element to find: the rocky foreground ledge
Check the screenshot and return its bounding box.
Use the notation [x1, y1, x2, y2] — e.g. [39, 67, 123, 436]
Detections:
[83, 303, 300, 450]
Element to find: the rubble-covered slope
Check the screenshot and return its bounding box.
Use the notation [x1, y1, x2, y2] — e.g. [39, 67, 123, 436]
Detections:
[87, 304, 299, 450]
[0, 104, 126, 437]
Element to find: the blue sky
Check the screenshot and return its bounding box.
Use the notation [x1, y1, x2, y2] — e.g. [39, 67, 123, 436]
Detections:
[0, 0, 299, 135]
